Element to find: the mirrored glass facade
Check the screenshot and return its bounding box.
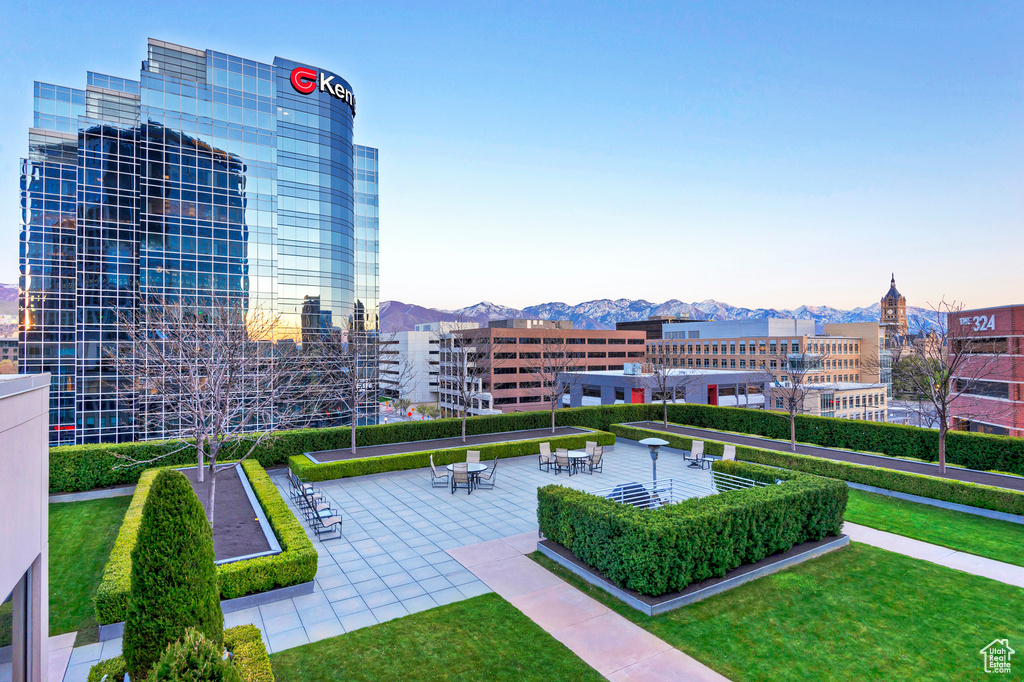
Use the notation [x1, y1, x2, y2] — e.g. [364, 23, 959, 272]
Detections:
[19, 38, 379, 444]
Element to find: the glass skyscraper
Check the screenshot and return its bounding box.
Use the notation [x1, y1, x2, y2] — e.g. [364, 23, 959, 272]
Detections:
[19, 38, 379, 445]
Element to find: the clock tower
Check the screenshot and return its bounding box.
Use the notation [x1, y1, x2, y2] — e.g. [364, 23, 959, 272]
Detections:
[880, 274, 908, 347]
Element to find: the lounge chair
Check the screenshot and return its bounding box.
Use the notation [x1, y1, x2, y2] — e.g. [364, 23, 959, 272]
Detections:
[313, 514, 343, 541]
[553, 448, 573, 476]
[722, 444, 736, 461]
[467, 450, 481, 464]
[585, 445, 604, 474]
[429, 454, 449, 488]
[538, 442, 554, 471]
[477, 458, 498, 489]
[451, 462, 472, 494]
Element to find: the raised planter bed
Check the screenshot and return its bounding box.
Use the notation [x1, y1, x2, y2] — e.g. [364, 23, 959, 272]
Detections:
[538, 535, 850, 615]
[95, 459, 317, 638]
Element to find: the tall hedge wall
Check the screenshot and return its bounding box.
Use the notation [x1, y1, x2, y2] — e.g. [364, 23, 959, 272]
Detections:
[537, 461, 848, 596]
[290, 430, 616, 482]
[48, 402, 1024, 493]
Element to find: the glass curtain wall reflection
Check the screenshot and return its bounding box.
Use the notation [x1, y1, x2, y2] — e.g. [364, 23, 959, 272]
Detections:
[19, 38, 379, 444]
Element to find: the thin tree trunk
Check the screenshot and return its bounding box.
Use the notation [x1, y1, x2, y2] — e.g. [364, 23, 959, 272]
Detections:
[350, 412, 357, 454]
[663, 400, 668, 427]
[790, 414, 796, 452]
[205, 470, 217, 528]
[551, 405, 556, 434]
[197, 435, 205, 483]
[461, 410, 467, 443]
[938, 423, 947, 474]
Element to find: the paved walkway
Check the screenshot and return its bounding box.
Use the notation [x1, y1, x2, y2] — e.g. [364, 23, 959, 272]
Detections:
[630, 422, 1024, 492]
[0, 632, 75, 682]
[447, 534, 729, 682]
[843, 522, 1024, 588]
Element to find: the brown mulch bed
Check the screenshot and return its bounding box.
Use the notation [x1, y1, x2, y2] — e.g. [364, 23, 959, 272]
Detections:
[180, 465, 271, 562]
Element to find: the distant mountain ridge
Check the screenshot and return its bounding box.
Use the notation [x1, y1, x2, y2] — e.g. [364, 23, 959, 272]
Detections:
[382, 297, 939, 332]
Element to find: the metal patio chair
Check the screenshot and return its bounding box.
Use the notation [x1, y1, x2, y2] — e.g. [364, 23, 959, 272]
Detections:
[429, 454, 449, 488]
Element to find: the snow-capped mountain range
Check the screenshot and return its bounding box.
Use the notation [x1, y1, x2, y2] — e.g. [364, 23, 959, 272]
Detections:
[382, 298, 940, 332]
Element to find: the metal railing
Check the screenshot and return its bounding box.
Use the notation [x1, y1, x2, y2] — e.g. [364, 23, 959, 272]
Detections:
[593, 472, 771, 510]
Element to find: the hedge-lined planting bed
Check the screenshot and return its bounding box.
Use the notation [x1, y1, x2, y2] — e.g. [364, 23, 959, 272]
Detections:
[290, 429, 616, 482]
[48, 406, 652, 493]
[86, 624, 274, 682]
[48, 402, 1024, 494]
[95, 460, 316, 625]
[537, 461, 847, 596]
[735, 447, 1024, 517]
[609, 423, 727, 457]
[661, 403, 1024, 476]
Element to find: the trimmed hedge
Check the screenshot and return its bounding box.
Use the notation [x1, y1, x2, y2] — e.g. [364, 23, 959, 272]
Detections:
[86, 625, 274, 682]
[48, 406, 655, 493]
[289, 429, 616, 483]
[734, 446, 1024, 517]
[48, 402, 1024, 494]
[660, 403, 1024, 476]
[96, 460, 317, 625]
[150, 628, 240, 682]
[537, 461, 847, 596]
[609, 423, 726, 457]
[123, 470, 223, 680]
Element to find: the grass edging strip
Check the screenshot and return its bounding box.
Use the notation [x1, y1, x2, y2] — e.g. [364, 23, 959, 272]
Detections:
[289, 429, 615, 482]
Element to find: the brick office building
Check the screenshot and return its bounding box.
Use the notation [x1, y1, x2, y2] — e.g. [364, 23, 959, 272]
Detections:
[949, 304, 1024, 436]
[439, 320, 646, 414]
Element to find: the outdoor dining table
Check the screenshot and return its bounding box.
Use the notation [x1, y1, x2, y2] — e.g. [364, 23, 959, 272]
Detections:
[567, 451, 590, 474]
[447, 462, 488, 488]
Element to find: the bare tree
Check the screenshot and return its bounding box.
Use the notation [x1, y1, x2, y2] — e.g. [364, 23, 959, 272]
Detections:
[763, 343, 830, 452]
[626, 359, 706, 427]
[519, 336, 587, 433]
[890, 299, 1007, 473]
[315, 326, 414, 455]
[110, 297, 330, 526]
[437, 328, 495, 442]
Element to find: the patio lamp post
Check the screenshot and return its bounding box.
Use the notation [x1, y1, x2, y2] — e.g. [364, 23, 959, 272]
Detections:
[638, 437, 670, 485]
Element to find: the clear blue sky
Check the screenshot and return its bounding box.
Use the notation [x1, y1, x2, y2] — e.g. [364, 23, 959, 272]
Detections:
[1, 1, 1021, 311]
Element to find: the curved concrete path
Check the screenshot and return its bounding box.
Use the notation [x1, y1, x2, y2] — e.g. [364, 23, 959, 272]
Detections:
[447, 533, 729, 682]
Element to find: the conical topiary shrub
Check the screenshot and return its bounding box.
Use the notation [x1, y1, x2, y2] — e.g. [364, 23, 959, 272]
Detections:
[123, 469, 223, 680]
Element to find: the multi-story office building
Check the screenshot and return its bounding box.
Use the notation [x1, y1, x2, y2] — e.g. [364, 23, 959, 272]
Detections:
[770, 382, 888, 421]
[439, 320, 647, 415]
[650, 318, 887, 387]
[615, 314, 697, 340]
[949, 304, 1024, 436]
[393, 321, 480, 406]
[19, 38, 379, 444]
[0, 338, 18, 367]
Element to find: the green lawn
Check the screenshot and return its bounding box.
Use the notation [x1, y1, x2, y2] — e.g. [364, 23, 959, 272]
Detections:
[270, 593, 604, 682]
[49, 496, 131, 645]
[846, 488, 1024, 567]
[532, 543, 1024, 681]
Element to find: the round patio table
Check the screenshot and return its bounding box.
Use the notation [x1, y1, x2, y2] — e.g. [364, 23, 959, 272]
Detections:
[567, 451, 590, 473]
[447, 462, 488, 488]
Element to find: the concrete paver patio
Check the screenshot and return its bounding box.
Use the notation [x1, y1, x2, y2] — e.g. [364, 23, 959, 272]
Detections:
[59, 439, 716, 679]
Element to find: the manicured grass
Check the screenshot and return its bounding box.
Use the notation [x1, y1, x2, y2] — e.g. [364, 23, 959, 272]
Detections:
[846, 488, 1024, 567]
[49, 496, 131, 645]
[532, 543, 1024, 681]
[270, 593, 604, 682]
